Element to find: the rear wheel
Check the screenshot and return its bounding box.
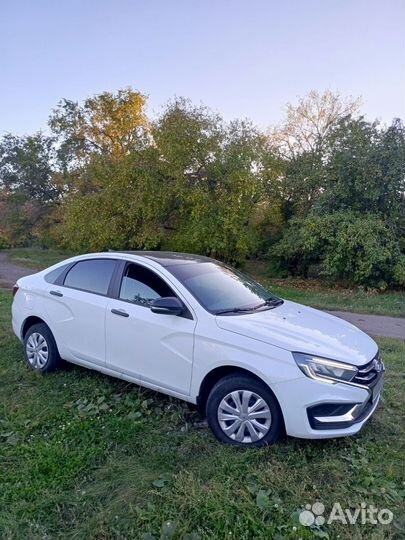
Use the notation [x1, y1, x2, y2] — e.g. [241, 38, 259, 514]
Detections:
[23, 323, 62, 373]
[206, 374, 283, 447]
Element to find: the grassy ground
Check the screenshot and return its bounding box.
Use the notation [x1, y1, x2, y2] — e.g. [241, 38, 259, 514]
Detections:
[245, 261, 405, 318]
[8, 248, 77, 270]
[5, 249, 405, 317]
[1, 291, 404, 540]
[264, 280, 405, 318]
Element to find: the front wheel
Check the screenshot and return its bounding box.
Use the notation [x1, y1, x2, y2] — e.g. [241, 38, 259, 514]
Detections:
[206, 375, 283, 447]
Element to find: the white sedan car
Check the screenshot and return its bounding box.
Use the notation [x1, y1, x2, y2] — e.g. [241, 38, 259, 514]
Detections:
[11, 251, 384, 447]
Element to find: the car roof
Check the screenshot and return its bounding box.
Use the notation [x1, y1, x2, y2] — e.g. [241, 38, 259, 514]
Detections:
[115, 251, 216, 267]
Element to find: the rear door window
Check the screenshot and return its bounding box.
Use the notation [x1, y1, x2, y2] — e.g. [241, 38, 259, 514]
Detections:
[63, 259, 116, 295]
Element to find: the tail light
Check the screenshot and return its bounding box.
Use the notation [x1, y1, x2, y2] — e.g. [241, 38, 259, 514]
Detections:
[12, 284, 19, 297]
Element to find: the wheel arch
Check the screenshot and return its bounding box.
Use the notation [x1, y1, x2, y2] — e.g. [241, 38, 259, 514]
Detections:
[21, 316, 48, 339]
[196, 365, 284, 425]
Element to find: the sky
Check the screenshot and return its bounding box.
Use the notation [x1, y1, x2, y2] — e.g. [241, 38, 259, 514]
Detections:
[1, 0, 404, 136]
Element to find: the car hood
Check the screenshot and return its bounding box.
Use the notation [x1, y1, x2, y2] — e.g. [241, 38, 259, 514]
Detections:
[215, 300, 377, 366]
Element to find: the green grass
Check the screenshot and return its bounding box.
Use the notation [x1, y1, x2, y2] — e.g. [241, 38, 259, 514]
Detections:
[1, 291, 404, 539]
[7, 247, 77, 270]
[245, 261, 405, 318]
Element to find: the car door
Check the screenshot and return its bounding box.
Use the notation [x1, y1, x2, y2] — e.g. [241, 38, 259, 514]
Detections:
[44, 258, 118, 367]
[105, 261, 196, 396]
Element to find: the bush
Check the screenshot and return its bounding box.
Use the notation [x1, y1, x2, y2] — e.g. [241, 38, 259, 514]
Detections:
[271, 211, 405, 289]
[0, 231, 10, 249]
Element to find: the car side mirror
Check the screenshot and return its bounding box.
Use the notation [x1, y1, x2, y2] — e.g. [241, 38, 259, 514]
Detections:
[150, 296, 184, 316]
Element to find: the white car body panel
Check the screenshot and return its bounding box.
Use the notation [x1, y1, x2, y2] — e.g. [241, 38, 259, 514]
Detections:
[11, 251, 383, 440]
[44, 286, 109, 366]
[105, 298, 196, 395]
[215, 300, 378, 366]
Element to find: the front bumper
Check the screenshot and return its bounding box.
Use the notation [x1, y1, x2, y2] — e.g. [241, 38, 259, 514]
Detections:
[307, 375, 383, 430]
[272, 370, 384, 439]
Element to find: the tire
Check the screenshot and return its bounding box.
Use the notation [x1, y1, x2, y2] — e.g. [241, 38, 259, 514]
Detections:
[23, 323, 62, 373]
[206, 374, 283, 447]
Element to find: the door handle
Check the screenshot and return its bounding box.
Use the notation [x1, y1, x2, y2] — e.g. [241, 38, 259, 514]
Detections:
[111, 308, 129, 318]
[50, 290, 63, 297]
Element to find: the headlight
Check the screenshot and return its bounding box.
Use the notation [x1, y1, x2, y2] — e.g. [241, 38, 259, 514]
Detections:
[293, 353, 358, 383]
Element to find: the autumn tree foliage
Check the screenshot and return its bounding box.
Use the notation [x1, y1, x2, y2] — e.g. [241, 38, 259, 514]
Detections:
[1, 88, 404, 288]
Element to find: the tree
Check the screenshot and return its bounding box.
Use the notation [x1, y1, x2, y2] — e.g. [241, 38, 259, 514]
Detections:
[0, 133, 60, 246]
[56, 97, 269, 263]
[270, 89, 361, 158]
[55, 149, 172, 251]
[0, 133, 59, 202]
[153, 99, 267, 262]
[271, 118, 405, 288]
[267, 90, 362, 219]
[49, 88, 149, 165]
[319, 117, 405, 229]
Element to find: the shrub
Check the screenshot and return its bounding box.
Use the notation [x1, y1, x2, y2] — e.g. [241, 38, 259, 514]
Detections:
[271, 211, 405, 289]
[0, 231, 10, 249]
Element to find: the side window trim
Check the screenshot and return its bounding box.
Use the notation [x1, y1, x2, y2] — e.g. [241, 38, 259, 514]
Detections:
[112, 260, 194, 320]
[109, 259, 126, 299]
[61, 258, 119, 297]
[108, 259, 126, 298]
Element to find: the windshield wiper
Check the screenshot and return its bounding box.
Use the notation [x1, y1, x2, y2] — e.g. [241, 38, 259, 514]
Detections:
[215, 298, 284, 315]
[251, 298, 284, 310]
[215, 307, 256, 315]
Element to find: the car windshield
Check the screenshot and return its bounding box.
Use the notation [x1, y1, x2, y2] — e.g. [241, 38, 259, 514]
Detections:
[167, 262, 281, 314]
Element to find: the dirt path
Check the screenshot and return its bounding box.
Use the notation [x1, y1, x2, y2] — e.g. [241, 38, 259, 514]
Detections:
[0, 251, 34, 288]
[0, 250, 403, 339]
